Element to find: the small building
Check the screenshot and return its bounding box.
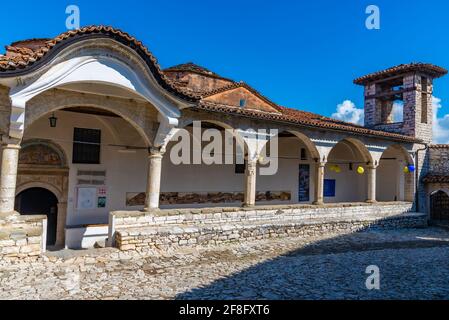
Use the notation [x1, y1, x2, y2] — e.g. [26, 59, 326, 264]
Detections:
[0, 26, 448, 253]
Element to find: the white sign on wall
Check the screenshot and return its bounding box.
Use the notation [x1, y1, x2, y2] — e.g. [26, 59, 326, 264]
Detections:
[76, 187, 97, 210]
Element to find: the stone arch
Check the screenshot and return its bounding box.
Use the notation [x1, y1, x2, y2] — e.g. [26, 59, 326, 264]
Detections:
[6, 36, 190, 139]
[430, 189, 449, 197]
[429, 190, 449, 221]
[26, 89, 159, 147]
[15, 186, 59, 247]
[16, 182, 63, 202]
[19, 139, 68, 168]
[376, 144, 415, 202]
[261, 129, 320, 161]
[324, 138, 373, 203]
[15, 139, 69, 247]
[179, 118, 251, 158]
[339, 138, 374, 165]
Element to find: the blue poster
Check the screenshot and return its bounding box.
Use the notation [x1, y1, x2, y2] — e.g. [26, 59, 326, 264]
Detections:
[298, 164, 310, 202]
[324, 179, 336, 197]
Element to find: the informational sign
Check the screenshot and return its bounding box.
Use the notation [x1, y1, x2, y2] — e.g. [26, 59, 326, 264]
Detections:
[324, 179, 336, 197]
[298, 164, 310, 202]
[97, 197, 107, 208]
[76, 187, 97, 209]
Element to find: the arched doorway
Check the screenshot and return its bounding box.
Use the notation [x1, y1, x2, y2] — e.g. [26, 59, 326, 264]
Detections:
[430, 191, 449, 222]
[15, 188, 59, 246]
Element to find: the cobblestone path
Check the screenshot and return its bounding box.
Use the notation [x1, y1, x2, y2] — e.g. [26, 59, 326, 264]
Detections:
[1, 227, 449, 300]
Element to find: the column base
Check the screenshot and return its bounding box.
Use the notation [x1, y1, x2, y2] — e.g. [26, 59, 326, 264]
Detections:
[313, 201, 324, 206]
[366, 200, 377, 204]
[242, 203, 256, 208]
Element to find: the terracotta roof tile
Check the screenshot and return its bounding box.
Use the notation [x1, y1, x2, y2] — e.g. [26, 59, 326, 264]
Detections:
[197, 101, 420, 143]
[423, 175, 449, 183]
[354, 63, 447, 85]
[164, 62, 234, 82]
[0, 25, 200, 102]
[0, 26, 423, 143]
[429, 144, 449, 149]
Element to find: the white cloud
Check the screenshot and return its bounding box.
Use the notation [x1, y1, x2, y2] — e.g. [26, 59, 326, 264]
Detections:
[392, 101, 403, 123]
[432, 96, 449, 144]
[332, 97, 449, 144]
[332, 100, 364, 125]
[331, 97, 449, 144]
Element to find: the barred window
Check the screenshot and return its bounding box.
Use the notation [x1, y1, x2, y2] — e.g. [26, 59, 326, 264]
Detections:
[73, 128, 101, 164]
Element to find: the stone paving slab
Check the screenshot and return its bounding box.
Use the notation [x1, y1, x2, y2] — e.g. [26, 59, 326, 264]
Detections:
[1, 227, 449, 300]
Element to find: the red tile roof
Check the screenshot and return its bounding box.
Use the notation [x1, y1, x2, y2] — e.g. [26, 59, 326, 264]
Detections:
[354, 63, 447, 85]
[0, 25, 199, 102]
[423, 175, 449, 183]
[0, 26, 422, 143]
[164, 62, 234, 82]
[197, 101, 420, 142]
[429, 144, 449, 149]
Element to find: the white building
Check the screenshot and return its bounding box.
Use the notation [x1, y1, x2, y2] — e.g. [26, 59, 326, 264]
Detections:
[0, 26, 446, 252]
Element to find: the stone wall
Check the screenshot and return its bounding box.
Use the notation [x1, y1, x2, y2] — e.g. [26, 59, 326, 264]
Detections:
[428, 145, 449, 174]
[0, 85, 10, 136]
[0, 212, 46, 261]
[110, 202, 426, 253]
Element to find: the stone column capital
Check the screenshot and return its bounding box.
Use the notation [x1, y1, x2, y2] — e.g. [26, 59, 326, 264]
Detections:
[1, 136, 21, 149]
[148, 147, 165, 158]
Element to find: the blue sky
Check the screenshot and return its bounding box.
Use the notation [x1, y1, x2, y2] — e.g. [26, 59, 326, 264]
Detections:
[2, 0, 449, 141]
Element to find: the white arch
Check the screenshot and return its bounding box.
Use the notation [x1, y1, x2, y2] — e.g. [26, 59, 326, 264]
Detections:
[5, 39, 190, 139]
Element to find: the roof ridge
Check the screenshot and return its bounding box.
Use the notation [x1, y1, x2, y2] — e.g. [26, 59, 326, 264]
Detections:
[0, 25, 201, 102]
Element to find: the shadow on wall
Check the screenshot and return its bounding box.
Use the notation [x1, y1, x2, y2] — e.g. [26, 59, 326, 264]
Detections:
[174, 218, 449, 300]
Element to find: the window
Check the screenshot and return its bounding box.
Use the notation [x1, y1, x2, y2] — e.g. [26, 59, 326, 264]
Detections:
[421, 93, 428, 124]
[421, 77, 428, 92]
[73, 128, 101, 164]
[300, 148, 307, 161]
[239, 99, 247, 108]
[235, 160, 246, 174]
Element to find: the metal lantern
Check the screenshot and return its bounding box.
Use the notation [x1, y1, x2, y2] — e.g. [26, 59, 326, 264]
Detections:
[49, 113, 58, 128]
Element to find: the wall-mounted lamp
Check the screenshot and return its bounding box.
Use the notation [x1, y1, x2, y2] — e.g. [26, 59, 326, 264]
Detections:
[49, 113, 58, 128]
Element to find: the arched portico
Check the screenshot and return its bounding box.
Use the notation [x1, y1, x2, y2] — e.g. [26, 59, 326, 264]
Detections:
[324, 138, 374, 203]
[0, 30, 195, 214]
[161, 120, 256, 207]
[376, 144, 415, 202]
[258, 130, 321, 204]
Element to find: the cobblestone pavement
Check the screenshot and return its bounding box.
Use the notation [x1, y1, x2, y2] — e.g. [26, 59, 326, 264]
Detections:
[1, 227, 449, 300]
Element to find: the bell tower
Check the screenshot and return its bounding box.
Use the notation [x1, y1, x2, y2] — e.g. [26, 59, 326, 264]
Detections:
[354, 63, 447, 143]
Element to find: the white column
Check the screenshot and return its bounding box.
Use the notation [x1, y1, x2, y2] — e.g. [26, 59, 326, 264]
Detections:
[0, 139, 21, 214]
[145, 148, 164, 210]
[243, 158, 258, 207]
[313, 161, 326, 205]
[366, 164, 377, 203]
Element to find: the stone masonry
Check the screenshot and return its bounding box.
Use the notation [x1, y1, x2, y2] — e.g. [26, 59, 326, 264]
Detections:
[110, 202, 427, 253]
[0, 212, 46, 262]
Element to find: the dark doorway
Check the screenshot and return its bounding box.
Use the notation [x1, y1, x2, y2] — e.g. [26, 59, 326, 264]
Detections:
[15, 188, 58, 246]
[430, 191, 449, 222]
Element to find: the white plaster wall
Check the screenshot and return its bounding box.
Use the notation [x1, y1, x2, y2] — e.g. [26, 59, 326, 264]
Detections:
[325, 143, 367, 202]
[377, 148, 406, 201]
[23, 111, 148, 226]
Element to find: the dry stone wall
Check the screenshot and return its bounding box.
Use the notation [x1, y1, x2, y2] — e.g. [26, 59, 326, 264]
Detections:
[110, 202, 427, 253]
